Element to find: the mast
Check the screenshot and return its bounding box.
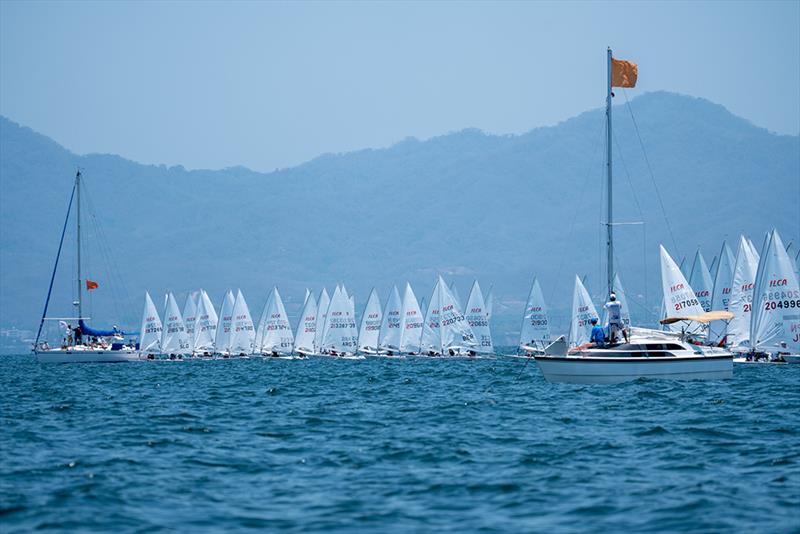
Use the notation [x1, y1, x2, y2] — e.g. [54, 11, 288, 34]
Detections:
[606, 47, 614, 299]
[75, 170, 83, 320]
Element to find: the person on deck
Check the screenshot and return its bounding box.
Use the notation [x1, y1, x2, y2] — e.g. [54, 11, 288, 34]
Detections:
[590, 318, 606, 348]
[604, 293, 628, 344]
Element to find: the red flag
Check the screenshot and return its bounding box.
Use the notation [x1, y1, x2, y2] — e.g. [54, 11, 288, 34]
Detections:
[86, 280, 99, 290]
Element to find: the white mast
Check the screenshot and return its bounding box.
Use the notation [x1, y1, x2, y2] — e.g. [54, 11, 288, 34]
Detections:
[75, 170, 83, 320]
[606, 47, 614, 298]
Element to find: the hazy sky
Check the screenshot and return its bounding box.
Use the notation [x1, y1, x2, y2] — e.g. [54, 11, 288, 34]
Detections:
[1, 1, 798, 172]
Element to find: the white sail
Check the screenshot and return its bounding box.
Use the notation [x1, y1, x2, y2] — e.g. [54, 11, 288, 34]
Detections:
[439, 276, 476, 351]
[229, 289, 255, 355]
[320, 285, 358, 354]
[485, 285, 494, 321]
[357, 288, 382, 353]
[379, 285, 402, 351]
[182, 292, 198, 352]
[254, 290, 273, 349]
[139, 291, 163, 354]
[313, 288, 330, 352]
[294, 291, 317, 354]
[519, 277, 551, 349]
[214, 290, 235, 354]
[465, 280, 493, 354]
[728, 236, 760, 347]
[710, 241, 736, 342]
[449, 281, 463, 310]
[688, 250, 714, 312]
[568, 275, 599, 347]
[421, 279, 442, 354]
[750, 230, 800, 353]
[660, 245, 705, 334]
[161, 292, 191, 355]
[193, 289, 218, 353]
[612, 273, 632, 328]
[258, 287, 294, 355]
[398, 282, 424, 353]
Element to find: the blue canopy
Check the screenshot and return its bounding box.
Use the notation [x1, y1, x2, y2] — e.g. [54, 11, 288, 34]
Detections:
[79, 319, 137, 337]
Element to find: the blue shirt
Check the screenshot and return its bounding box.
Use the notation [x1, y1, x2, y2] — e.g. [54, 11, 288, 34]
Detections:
[590, 325, 606, 345]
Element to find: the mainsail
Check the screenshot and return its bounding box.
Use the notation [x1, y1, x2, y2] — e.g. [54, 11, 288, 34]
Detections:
[420, 279, 442, 354]
[193, 289, 218, 353]
[465, 280, 493, 354]
[660, 245, 705, 334]
[398, 282, 424, 354]
[320, 285, 358, 354]
[294, 291, 317, 354]
[439, 277, 476, 352]
[182, 292, 199, 352]
[379, 285, 402, 351]
[257, 287, 294, 355]
[229, 289, 255, 355]
[750, 229, 800, 353]
[357, 288, 382, 353]
[519, 277, 551, 349]
[568, 275, 599, 347]
[727, 236, 760, 347]
[161, 292, 191, 355]
[688, 250, 714, 312]
[314, 288, 330, 352]
[710, 241, 736, 342]
[214, 290, 235, 354]
[139, 291, 163, 354]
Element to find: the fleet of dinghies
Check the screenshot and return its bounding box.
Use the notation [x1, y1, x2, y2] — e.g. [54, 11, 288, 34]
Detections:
[134, 277, 493, 359]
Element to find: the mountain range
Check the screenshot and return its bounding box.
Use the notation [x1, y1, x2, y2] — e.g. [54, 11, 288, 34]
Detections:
[1, 91, 798, 346]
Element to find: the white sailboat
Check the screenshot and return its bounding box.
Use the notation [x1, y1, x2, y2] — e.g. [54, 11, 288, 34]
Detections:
[256, 287, 294, 356]
[229, 289, 256, 356]
[161, 292, 191, 358]
[688, 250, 714, 313]
[438, 276, 477, 355]
[567, 275, 600, 347]
[182, 292, 199, 355]
[465, 280, 493, 355]
[214, 290, 236, 357]
[138, 291, 163, 359]
[378, 285, 402, 354]
[710, 241, 736, 343]
[660, 245, 706, 337]
[313, 288, 331, 354]
[518, 277, 552, 354]
[747, 229, 800, 362]
[34, 171, 139, 363]
[193, 289, 218, 356]
[534, 49, 733, 383]
[727, 235, 760, 349]
[294, 291, 317, 356]
[357, 288, 382, 354]
[319, 285, 360, 357]
[398, 282, 424, 354]
[420, 279, 443, 356]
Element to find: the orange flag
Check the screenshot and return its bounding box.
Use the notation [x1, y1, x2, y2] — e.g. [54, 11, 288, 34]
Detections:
[86, 279, 99, 290]
[612, 58, 637, 88]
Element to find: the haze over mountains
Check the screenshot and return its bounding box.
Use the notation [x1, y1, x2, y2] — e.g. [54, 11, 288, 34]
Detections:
[1, 91, 798, 346]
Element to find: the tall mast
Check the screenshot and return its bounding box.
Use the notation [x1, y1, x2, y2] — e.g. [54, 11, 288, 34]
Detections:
[606, 47, 614, 298]
[75, 170, 82, 320]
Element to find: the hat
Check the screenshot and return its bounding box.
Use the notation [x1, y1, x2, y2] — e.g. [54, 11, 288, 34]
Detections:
[590, 317, 598, 324]
[609, 293, 617, 301]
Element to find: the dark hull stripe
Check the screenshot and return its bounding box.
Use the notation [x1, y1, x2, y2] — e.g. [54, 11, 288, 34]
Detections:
[535, 355, 732, 363]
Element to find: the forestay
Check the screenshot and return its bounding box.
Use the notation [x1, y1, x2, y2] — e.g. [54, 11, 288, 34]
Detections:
[229, 289, 255, 355]
[257, 287, 294, 355]
[465, 280, 493, 354]
[379, 285, 402, 352]
[357, 288, 382, 353]
[568, 275, 599, 347]
[161, 292, 191, 355]
[398, 283, 424, 354]
[750, 229, 800, 353]
[710, 241, 736, 342]
[727, 236, 760, 347]
[688, 250, 714, 312]
[660, 245, 705, 334]
[519, 277, 551, 349]
[214, 290, 236, 354]
[294, 291, 317, 354]
[139, 291, 163, 354]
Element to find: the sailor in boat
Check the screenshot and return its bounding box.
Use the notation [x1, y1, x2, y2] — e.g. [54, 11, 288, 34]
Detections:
[590, 318, 606, 348]
[604, 293, 628, 344]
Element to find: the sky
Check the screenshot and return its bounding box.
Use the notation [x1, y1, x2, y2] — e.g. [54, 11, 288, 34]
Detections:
[1, 1, 798, 172]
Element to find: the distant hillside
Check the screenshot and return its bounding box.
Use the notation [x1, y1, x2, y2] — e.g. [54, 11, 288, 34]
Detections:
[1, 91, 798, 345]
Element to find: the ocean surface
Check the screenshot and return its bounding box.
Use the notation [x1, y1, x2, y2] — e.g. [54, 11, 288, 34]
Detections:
[1, 352, 798, 533]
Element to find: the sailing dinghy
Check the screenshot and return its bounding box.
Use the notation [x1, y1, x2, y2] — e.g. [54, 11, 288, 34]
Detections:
[518, 277, 552, 355]
[357, 288, 383, 355]
[398, 283, 424, 355]
[214, 290, 236, 357]
[378, 286, 402, 355]
[319, 285, 361, 358]
[138, 291, 163, 360]
[229, 289, 256, 357]
[293, 291, 317, 356]
[256, 287, 295, 357]
[161, 292, 191, 359]
[465, 280, 493, 355]
[193, 289, 218, 357]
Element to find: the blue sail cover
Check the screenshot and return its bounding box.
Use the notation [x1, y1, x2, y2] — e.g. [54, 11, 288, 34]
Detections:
[79, 319, 136, 337]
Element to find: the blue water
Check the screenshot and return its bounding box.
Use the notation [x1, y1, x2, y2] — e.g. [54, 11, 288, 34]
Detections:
[1, 353, 798, 533]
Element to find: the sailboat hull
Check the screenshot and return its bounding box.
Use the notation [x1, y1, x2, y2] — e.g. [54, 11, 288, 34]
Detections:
[534, 354, 732, 384]
[35, 349, 141, 364]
